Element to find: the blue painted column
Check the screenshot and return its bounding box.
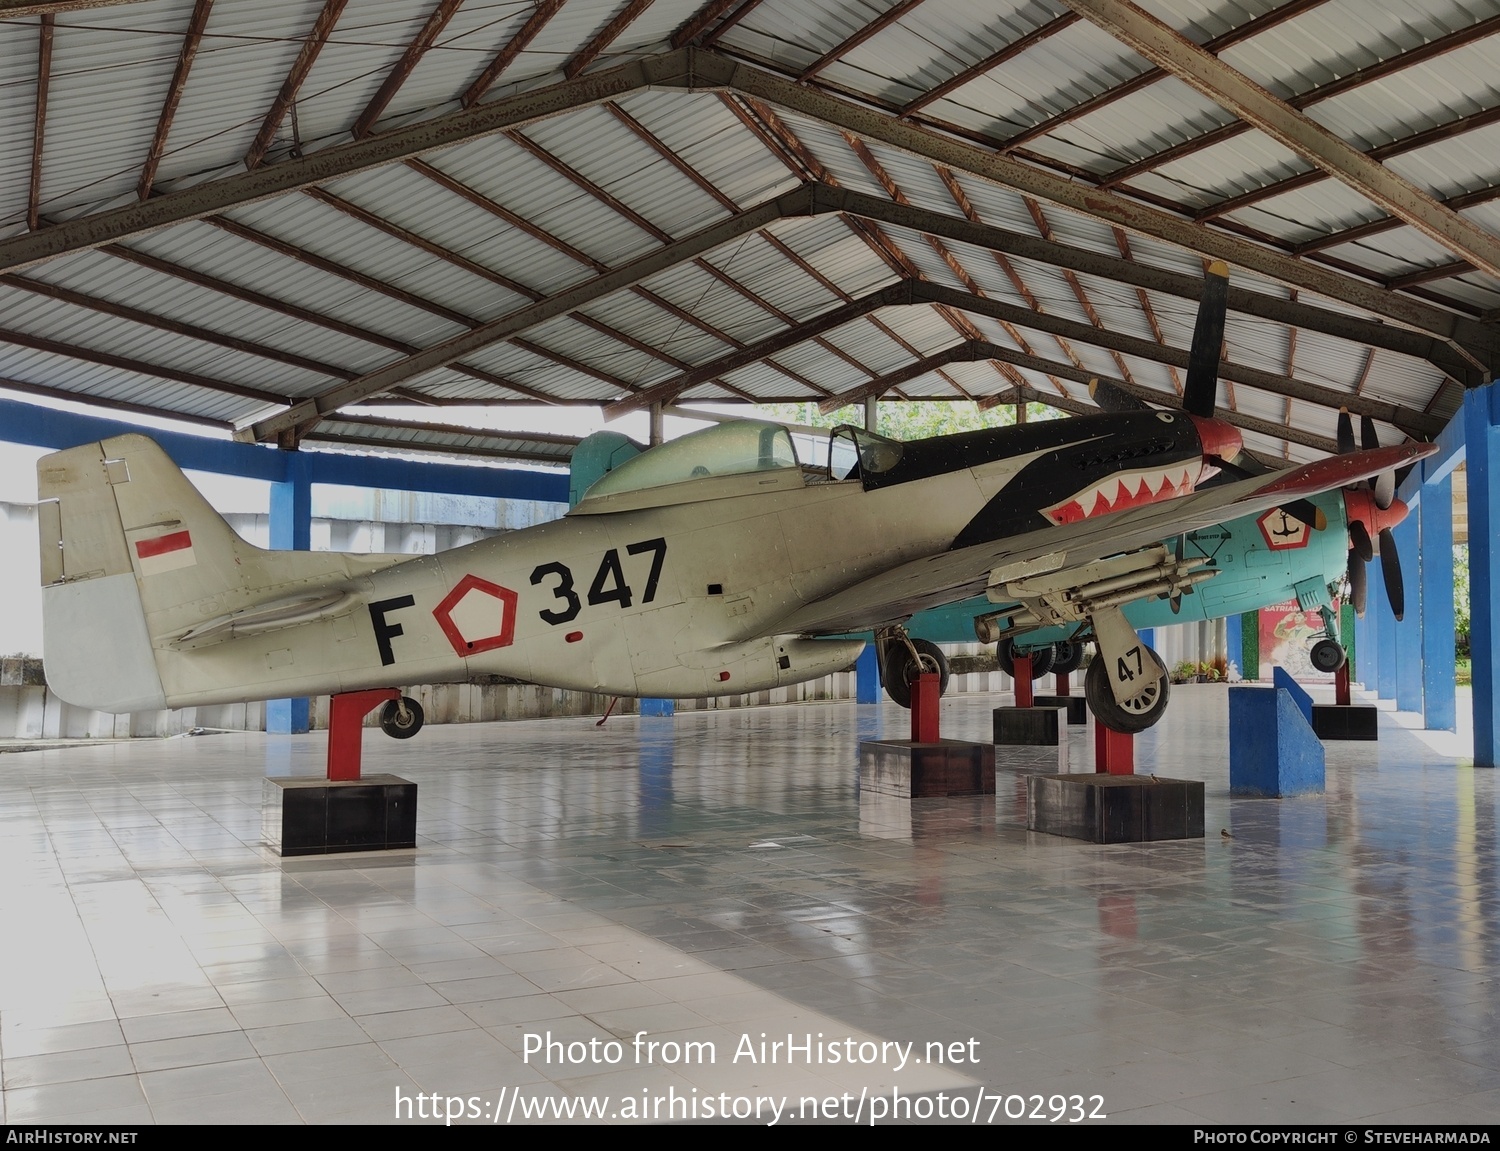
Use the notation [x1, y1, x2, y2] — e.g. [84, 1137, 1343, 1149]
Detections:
[639, 697, 675, 717]
[1354, 597, 1370, 689]
[1420, 471, 1456, 732]
[856, 642, 881, 703]
[1374, 550, 1398, 700]
[1225, 614, 1243, 674]
[1394, 514, 1422, 712]
[266, 453, 311, 735]
[1464, 384, 1500, 766]
[1138, 628, 1155, 653]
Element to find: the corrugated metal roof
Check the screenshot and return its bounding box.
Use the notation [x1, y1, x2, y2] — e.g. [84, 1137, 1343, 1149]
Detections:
[0, 0, 1492, 467]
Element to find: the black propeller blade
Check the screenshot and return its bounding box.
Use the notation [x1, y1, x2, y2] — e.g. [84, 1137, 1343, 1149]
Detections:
[1088, 377, 1147, 413]
[1184, 260, 1229, 420]
[1337, 409, 1356, 456]
[1379, 527, 1405, 621]
[1349, 519, 1374, 564]
[1349, 554, 1368, 617]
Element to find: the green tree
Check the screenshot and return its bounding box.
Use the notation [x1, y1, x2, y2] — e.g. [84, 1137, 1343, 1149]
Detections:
[1455, 543, 1470, 657]
[757, 399, 1064, 439]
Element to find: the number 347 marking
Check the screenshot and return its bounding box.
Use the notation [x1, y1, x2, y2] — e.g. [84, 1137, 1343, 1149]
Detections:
[529, 537, 667, 626]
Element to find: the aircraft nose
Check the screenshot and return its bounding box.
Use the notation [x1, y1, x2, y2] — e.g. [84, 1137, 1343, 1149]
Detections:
[1345, 488, 1410, 537]
[1188, 414, 1242, 464]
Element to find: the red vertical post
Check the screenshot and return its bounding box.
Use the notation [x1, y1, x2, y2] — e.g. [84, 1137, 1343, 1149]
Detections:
[1335, 661, 1351, 707]
[327, 689, 401, 782]
[910, 673, 940, 742]
[1014, 654, 1034, 708]
[1055, 672, 1070, 697]
[1094, 723, 1135, 775]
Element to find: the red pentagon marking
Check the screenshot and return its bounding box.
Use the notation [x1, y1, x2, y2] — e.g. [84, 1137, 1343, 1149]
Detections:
[432, 574, 518, 657]
[1257, 507, 1311, 551]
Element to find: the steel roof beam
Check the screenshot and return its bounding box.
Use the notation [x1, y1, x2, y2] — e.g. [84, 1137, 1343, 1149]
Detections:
[1001, 0, 1331, 153]
[236, 184, 816, 443]
[1099, 13, 1500, 191]
[1060, 0, 1500, 281]
[798, 0, 926, 81]
[685, 50, 1497, 362]
[243, 0, 349, 171]
[351, 0, 467, 140]
[137, 0, 213, 200]
[27, 14, 53, 234]
[1296, 183, 1500, 257]
[604, 281, 912, 418]
[1, 0, 144, 11]
[817, 344, 980, 412]
[913, 282, 1443, 437]
[809, 184, 1490, 374]
[0, 51, 696, 276]
[460, 0, 566, 106]
[900, 15, 1079, 117]
[565, 0, 658, 78]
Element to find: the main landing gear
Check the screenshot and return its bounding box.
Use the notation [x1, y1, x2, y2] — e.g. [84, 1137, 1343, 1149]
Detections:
[380, 695, 425, 739]
[1082, 606, 1170, 735]
[997, 637, 1055, 679]
[878, 633, 949, 708]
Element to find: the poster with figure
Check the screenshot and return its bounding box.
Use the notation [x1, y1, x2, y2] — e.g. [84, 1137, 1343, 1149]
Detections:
[1259, 599, 1340, 682]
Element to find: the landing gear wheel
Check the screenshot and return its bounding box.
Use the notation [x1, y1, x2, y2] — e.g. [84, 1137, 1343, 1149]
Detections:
[881, 638, 949, 709]
[997, 638, 1056, 679]
[1085, 648, 1170, 734]
[1051, 640, 1086, 676]
[1310, 638, 1347, 673]
[380, 696, 424, 739]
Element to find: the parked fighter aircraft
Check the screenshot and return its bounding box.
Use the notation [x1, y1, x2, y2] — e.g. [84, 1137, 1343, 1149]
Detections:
[35, 268, 1431, 735]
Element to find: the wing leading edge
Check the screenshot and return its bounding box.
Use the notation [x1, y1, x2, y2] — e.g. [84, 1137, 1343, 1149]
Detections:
[772, 443, 1433, 636]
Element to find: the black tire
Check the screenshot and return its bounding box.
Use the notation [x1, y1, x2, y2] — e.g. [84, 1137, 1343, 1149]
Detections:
[1051, 639, 1086, 676]
[881, 638, 949, 709]
[1310, 638, 1347, 673]
[380, 696, 425, 739]
[1084, 647, 1170, 734]
[997, 638, 1056, 680]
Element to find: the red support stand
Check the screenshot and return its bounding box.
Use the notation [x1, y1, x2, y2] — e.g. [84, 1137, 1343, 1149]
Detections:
[1055, 672, 1070, 697]
[327, 689, 401, 782]
[1335, 662, 1351, 707]
[1094, 723, 1135, 775]
[910, 672, 941, 742]
[1014, 654, 1034, 708]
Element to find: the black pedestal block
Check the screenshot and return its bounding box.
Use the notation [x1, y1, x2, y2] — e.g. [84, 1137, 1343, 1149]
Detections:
[859, 740, 995, 798]
[1028, 774, 1204, 844]
[263, 775, 417, 856]
[1032, 695, 1090, 725]
[994, 706, 1063, 745]
[1310, 704, 1379, 741]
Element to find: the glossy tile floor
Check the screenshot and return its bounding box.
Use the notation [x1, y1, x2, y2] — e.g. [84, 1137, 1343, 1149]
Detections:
[1, 685, 1496, 1125]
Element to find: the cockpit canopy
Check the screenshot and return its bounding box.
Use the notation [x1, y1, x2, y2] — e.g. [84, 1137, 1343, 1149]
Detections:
[570, 419, 913, 515]
[827, 424, 904, 482]
[577, 420, 800, 504]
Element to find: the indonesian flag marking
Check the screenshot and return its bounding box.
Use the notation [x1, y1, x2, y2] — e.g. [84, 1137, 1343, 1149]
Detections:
[134, 529, 196, 576]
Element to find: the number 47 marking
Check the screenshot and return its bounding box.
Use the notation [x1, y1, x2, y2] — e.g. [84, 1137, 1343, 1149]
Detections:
[1115, 645, 1143, 682]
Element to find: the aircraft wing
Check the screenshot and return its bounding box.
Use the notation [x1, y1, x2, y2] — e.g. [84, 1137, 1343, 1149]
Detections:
[772, 443, 1431, 636]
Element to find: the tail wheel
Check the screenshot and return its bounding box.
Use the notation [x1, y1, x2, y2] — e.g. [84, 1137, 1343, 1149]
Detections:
[1309, 638, 1347, 673]
[1084, 648, 1170, 734]
[380, 696, 425, 740]
[1051, 640, 1086, 676]
[997, 638, 1056, 680]
[882, 638, 949, 709]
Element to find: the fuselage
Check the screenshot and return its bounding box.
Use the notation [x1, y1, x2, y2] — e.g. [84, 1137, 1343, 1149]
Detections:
[41, 412, 1226, 712]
